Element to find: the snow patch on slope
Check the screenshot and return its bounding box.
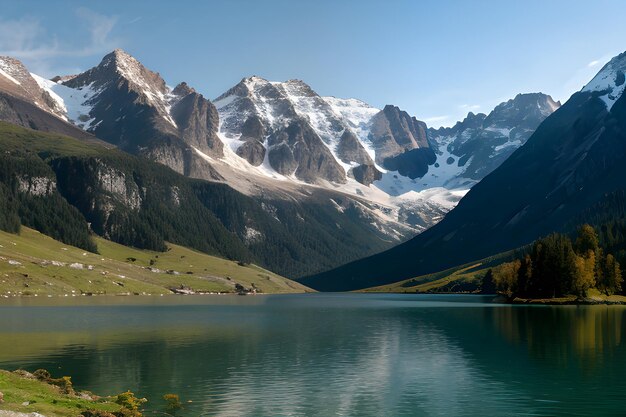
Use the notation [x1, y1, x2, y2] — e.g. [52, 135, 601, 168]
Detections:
[0, 68, 19, 85]
[323, 96, 380, 161]
[0, 58, 22, 85]
[582, 54, 626, 110]
[31, 73, 97, 128]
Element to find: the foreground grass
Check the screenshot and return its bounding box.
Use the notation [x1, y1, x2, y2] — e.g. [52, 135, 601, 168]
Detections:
[0, 227, 311, 297]
[0, 370, 121, 417]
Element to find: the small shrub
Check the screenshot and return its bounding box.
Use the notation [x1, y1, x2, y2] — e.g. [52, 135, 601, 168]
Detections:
[50, 376, 74, 395]
[33, 369, 51, 381]
[163, 393, 182, 413]
[115, 391, 147, 417]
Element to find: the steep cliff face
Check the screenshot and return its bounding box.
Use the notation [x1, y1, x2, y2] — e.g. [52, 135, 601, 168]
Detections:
[368, 105, 431, 164]
[17, 175, 57, 196]
[266, 119, 346, 182]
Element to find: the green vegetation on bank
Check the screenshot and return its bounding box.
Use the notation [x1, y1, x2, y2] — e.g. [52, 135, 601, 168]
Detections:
[0, 368, 179, 417]
[367, 224, 626, 304]
[0, 227, 311, 297]
[362, 251, 516, 293]
[490, 225, 623, 299]
[0, 369, 122, 417]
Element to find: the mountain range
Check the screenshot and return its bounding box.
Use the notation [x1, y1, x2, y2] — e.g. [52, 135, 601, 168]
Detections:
[0, 48, 561, 280]
[301, 51, 626, 291]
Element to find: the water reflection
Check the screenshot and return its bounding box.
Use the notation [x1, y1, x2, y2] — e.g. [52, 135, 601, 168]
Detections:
[0, 294, 625, 416]
[490, 306, 624, 368]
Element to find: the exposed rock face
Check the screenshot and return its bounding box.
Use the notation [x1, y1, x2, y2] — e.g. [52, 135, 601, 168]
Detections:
[350, 164, 382, 186]
[50, 157, 144, 234]
[241, 115, 265, 140]
[17, 176, 56, 196]
[336, 130, 375, 167]
[267, 120, 346, 182]
[96, 164, 142, 210]
[235, 115, 266, 165]
[369, 105, 430, 164]
[383, 148, 437, 179]
[236, 140, 266, 166]
[267, 142, 297, 175]
[171, 82, 223, 157]
[363, 104, 435, 179]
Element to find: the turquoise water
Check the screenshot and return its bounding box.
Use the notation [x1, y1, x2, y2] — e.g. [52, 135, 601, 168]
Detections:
[0, 293, 625, 416]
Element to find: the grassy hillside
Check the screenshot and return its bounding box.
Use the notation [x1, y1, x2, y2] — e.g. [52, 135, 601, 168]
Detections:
[363, 263, 491, 293]
[0, 121, 396, 279]
[363, 251, 516, 293]
[0, 227, 311, 296]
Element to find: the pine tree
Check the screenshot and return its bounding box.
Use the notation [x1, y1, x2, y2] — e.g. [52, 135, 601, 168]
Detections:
[602, 254, 623, 295]
[575, 224, 600, 255]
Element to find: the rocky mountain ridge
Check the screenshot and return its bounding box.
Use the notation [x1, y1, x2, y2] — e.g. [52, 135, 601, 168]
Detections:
[0, 49, 559, 237]
[300, 50, 626, 291]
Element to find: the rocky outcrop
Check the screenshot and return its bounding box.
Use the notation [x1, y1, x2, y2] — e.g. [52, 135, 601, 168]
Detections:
[17, 176, 56, 196]
[369, 105, 430, 165]
[236, 115, 266, 165]
[236, 140, 266, 166]
[96, 164, 141, 210]
[171, 82, 223, 157]
[267, 120, 346, 183]
[350, 164, 382, 186]
[382, 148, 437, 179]
[336, 130, 375, 166]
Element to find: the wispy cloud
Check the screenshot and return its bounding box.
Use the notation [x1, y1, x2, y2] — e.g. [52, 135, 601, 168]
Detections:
[127, 16, 143, 24]
[458, 104, 480, 111]
[423, 115, 450, 126]
[560, 54, 615, 102]
[0, 8, 120, 75]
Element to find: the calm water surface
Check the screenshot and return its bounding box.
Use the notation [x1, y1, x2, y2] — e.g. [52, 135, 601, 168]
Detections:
[0, 293, 625, 416]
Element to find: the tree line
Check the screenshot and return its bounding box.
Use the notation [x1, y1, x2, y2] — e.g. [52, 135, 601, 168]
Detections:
[485, 224, 623, 299]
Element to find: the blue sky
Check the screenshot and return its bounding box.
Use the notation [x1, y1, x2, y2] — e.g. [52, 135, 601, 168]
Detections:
[1, 0, 625, 127]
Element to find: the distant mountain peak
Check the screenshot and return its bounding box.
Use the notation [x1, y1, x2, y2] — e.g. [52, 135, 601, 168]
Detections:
[582, 51, 626, 110]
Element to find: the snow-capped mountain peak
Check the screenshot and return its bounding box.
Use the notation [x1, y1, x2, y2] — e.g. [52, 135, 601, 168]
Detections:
[582, 52, 626, 110]
[0, 56, 66, 118]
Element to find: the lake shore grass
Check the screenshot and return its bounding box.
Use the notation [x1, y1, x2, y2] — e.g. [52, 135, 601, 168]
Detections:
[0, 369, 122, 417]
[507, 291, 626, 305]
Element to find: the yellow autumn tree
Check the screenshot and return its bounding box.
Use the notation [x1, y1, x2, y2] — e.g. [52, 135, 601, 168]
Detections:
[572, 251, 596, 297]
[493, 260, 521, 298]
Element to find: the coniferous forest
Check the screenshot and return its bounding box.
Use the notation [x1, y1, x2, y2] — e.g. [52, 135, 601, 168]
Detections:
[489, 224, 624, 299]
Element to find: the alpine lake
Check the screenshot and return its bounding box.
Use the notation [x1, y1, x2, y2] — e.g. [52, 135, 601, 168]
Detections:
[1, 293, 624, 416]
